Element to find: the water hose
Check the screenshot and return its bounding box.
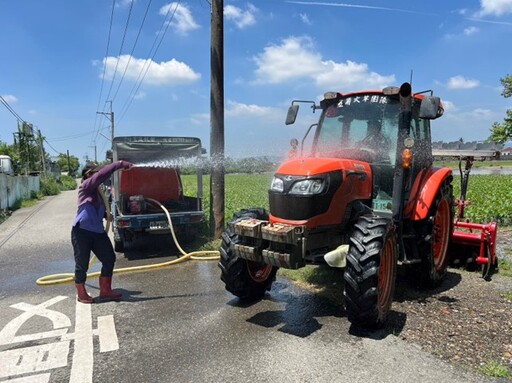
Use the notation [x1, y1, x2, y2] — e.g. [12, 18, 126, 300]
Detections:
[36, 190, 220, 286]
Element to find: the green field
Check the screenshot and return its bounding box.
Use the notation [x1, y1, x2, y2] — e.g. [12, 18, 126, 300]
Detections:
[182, 173, 512, 227]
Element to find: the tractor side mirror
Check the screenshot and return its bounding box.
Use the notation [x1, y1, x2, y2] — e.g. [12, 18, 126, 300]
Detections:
[285, 104, 299, 125]
[419, 96, 443, 120]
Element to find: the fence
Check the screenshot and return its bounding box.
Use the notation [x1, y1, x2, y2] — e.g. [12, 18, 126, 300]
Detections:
[0, 173, 40, 211]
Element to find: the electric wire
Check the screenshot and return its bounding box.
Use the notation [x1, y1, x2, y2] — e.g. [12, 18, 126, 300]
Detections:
[43, 138, 61, 155]
[90, 0, 116, 155]
[0, 95, 25, 124]
[116, 0, 181, 126]
[103, 0, 135, 104]
[111, 0, 153, 103]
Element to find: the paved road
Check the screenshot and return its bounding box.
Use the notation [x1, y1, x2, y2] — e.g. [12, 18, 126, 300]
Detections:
[0, 189, 506, 383]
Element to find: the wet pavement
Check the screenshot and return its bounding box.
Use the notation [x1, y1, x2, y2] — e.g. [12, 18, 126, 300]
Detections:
[0, 189, 505, 383]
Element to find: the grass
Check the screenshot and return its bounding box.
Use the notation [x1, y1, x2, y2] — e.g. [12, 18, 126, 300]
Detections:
[479, 360, 511, 378]
[499, 259, 512, 278]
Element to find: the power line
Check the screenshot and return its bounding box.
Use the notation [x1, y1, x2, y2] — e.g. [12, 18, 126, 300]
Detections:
[43, 138, 60, 155]
[103, 0, 135, 103]
[111, 0, 153, 103]
[91, 0, 116, 152]
[117, 0, 182, 125]
[0, 95, 25, 123]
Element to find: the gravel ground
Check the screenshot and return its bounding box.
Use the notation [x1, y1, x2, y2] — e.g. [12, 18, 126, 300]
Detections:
[387, 227, 512, 379]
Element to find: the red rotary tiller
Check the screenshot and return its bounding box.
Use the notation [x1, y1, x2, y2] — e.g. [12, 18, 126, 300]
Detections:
[449, 155, 498, 279]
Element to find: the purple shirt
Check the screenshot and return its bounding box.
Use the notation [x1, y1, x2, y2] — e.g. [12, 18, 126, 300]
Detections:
[73, 161, 131, 233]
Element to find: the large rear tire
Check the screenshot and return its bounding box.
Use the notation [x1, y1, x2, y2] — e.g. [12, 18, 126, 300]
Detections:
[410, 180, 454, 288]
[219, 208, 278, 300]
[344, 215, 397, 328]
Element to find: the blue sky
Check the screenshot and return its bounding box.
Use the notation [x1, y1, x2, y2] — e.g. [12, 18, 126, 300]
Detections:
[1, 0, 512, 163]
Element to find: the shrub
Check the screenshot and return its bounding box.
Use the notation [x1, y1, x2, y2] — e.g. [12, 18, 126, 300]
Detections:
[40, 177, 61, 196]
[59, 175, 78, 191]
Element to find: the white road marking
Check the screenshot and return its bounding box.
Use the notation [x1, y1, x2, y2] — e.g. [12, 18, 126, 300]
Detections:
[0, 296, 120, 383]
[0, 296, 69, 346]
[69, 302, 94, 383]
[0, 341, 70, 378]
[95, 315, 119, 353]
[4, 373, 51, 383]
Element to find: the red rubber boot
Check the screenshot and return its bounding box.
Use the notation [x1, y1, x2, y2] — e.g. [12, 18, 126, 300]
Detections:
[99, 276, 122, 301]
[75, 283, 94, 304]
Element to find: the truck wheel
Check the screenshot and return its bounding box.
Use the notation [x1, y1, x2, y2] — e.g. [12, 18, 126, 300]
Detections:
[219, 208, 278, 300]
[344, 215, 397, 328]
[114, 239, 124, 252]
[411, 180, 454, 288]
[113, 228, 124, 252]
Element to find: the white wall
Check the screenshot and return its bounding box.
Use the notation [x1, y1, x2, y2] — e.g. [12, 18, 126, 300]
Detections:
[0, 174, 40, 210]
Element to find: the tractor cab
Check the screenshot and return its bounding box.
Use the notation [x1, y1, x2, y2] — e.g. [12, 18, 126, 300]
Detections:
[287, 87, 441, 216]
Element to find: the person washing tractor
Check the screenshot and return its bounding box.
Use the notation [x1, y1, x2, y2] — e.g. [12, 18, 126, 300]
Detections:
[72, 160, 133, 303]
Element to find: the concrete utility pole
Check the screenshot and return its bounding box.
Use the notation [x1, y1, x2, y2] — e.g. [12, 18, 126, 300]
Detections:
[37, 129, 47, 177]
[210, 0, 225, 239]
[89, 145, 97, 163]
[97, 101, 115, 151]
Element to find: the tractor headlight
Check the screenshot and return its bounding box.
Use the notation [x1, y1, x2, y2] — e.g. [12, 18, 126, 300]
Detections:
[270, 176, 284, 192]
[289, 179, 325, 195]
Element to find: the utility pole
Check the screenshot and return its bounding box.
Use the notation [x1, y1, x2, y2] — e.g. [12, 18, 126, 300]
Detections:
[37, 129, 47, 177]
[210, 0, 225, 239]
[97, 101, 114, 150]
[67, 150, 71, 175]
[89, 145, 97, 163]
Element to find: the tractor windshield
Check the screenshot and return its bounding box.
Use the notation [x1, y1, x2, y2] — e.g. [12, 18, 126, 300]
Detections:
[314, 94, 400, 164]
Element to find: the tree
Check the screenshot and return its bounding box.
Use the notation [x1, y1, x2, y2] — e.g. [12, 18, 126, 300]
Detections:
[501, 74, 512, 98]
[56, 153, 80, 176]
[488, 74, 512, 144]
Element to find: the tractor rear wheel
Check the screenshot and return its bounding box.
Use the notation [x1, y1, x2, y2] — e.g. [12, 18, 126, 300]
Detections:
[344, 215, 397, 328]
[219, 208, 278, 300]
[411, 180, 454, 288]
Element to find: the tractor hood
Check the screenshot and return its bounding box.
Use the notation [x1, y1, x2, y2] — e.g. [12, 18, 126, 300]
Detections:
[276, 157, 371, 177]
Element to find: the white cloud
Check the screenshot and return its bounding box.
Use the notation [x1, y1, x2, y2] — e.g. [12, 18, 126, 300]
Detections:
[134, 91, 147, 100]
[160, 2, 200, 35]
[441, 100, 456, 112]
[446, 75, 480, 89]
[463, 26, 479, 35]
[224, 4, 258, 29]
[468, 108, 493, 119]
[102, 55, 201, 86]
[253, 36, 321, 83]
[476, 0, 512, 16]
[300, 13, 312, 25]
[225, 100, 280, 118]
[1, 95, 18, 103]
[316, 60, 394, 89]
[253, 36, 394, 89]
[115, 0, 133, 8]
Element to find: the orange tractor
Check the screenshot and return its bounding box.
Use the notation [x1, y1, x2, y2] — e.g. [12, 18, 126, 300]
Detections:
[219, 82, 498, 328]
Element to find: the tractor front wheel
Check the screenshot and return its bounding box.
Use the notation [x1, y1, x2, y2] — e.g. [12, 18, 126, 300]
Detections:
[411, 180, 454, 288]
[219, 209, 278, 300]
[344, 215, 397, 328]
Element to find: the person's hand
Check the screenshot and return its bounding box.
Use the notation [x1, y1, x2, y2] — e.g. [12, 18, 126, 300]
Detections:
[120, 160, 133, 170]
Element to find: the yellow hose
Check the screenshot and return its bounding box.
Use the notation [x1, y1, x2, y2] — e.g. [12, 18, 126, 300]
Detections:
[36, 191, 220, 286]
